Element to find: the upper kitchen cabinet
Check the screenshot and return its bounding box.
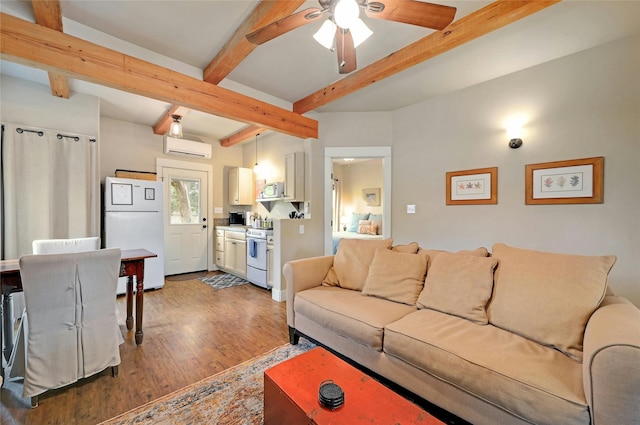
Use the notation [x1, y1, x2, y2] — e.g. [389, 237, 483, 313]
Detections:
[229, 167, 253, 205]
[284, 152, 305, 202]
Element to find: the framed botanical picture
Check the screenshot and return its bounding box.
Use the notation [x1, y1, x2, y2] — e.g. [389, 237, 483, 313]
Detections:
[525, 157, 603, 204]
[362, 188, 381, 206]
[446, 167, 497, 205]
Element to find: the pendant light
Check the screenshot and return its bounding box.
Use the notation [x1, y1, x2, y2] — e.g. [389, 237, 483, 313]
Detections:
[168, 115, 183, 138]
[254, 133, 261, 174]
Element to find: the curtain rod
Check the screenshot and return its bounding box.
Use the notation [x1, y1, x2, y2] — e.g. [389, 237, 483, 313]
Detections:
[14, 127, 96, 142]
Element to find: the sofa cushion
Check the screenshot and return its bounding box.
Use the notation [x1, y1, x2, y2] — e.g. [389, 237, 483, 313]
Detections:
[391, 242, 419, 254]
[384, 309, 589, 425]
[419, 247, 489, 271]
[295, 286, 415, 351]
[362, 249, 428, 306]
[323, 238, 393, 291]
[488, 243, 616, 360]
[417, 254, 497, 324]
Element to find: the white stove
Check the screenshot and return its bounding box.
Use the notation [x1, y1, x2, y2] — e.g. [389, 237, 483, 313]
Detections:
[246, 228, 273, 239]
[246, 228, 273, 289]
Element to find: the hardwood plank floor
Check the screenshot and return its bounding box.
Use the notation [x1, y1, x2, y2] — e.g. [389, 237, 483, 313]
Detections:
[0, 272, 289, 425]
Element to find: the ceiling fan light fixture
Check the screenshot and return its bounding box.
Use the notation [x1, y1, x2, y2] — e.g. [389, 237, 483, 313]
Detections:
[168, 114, 183, 139]
[334, 0, 360, 29]
[313, 19, 337, 49]
[350, 18, 373, 48]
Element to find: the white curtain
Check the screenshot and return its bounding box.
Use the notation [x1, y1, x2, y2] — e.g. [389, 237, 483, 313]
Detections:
[1, 123, 99, 259]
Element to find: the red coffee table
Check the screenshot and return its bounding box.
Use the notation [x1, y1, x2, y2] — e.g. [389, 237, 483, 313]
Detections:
[264, 346, 443, 424]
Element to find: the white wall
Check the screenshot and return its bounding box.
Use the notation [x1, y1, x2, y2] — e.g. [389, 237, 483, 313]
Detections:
[389, 35, 639, 305]
[1, 74, 99, 135]
[340, 160, 384, 217]
[100, 117, 244, 220]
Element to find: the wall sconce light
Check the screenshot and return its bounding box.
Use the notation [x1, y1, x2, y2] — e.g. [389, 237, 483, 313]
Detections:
[168, 115, 183, 139]
[506, 124, 523, 149]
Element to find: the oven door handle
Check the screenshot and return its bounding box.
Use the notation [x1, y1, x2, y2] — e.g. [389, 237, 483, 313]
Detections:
[249, 239, 258, 258]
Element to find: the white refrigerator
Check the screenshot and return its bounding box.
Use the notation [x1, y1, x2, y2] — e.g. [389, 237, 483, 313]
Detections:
[104, 176, 165, 294]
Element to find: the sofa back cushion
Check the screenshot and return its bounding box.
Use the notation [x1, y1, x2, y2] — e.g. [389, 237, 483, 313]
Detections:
[419, 247, 489, 271]
[322, 238, 393, 291]
[418, 253, 498, 324]
[391, 242, 419, 254]
[487, 243, 616, 360]
[362, 249, 428, 306]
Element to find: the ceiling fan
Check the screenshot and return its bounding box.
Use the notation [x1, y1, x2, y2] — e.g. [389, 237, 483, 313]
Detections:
[246, 0, 456, 74]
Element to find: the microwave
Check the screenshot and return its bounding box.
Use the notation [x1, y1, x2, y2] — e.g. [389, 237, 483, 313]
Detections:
[262, 182, 284, 198]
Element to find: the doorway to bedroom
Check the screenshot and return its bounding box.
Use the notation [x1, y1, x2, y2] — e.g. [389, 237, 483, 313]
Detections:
[324, 147, 391, 255]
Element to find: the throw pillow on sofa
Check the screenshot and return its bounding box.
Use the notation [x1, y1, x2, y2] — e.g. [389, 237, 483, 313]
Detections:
[487, 243, 616, 360]
[323, 238, 393, 291]
[391, 242, 419, 254]
[417, 253, 498, 324]
[419, 247, 489, 271]
[362, 249, 428, 306]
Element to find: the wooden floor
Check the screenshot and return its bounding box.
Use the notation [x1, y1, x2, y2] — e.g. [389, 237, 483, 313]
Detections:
[0, 272, 289, 425]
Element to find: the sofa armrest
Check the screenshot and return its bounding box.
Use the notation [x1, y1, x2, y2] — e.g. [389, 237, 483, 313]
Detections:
[283, 255, 334, 328]
[583, 295, 640, 425]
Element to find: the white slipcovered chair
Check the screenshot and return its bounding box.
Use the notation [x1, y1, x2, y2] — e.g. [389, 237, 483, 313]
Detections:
[10, 237, 101, 323]
[6, 248, 122, 407]
[32, 236, 100, 255]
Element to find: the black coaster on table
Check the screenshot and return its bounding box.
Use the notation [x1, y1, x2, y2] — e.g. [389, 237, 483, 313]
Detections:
[318, 380, 345, 410]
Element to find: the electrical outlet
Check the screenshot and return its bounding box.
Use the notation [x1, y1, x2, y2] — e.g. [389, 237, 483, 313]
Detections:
[299, 224, 305, 234]
[407, 204, 416, 214]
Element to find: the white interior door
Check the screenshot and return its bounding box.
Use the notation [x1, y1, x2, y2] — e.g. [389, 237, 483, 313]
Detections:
[162, 166, 209, 275]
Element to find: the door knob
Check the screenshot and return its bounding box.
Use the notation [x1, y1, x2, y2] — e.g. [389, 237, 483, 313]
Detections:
[202, 224, 207, 229]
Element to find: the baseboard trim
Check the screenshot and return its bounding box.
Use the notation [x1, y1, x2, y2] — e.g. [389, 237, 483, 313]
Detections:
[271, 288, 286, 302]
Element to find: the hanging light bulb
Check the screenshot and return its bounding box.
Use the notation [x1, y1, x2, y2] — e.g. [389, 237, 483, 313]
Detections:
[334, 0, 360, 29]
[168, 115, 183, 138]
[313, 19, 337, 49]
[350, 18, 372, 47]
[254, 133, 261, 174]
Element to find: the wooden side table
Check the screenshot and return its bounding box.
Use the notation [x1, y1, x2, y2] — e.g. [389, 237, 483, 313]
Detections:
[264, 347, 443, 425]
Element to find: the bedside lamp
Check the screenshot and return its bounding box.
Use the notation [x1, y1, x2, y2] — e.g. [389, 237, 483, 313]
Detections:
[340, 215, 349, 231]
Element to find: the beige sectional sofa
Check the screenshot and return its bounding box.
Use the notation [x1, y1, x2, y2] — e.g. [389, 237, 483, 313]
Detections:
[283, 239, 640, 425]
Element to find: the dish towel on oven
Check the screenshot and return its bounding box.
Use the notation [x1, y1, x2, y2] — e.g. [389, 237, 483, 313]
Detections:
[249, 239, 257, 258]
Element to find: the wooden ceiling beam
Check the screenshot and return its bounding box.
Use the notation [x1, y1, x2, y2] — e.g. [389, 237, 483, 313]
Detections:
[220, 125, 267, 147]
[0, 12, 318, 139]
[204, 0, 305, 85]
[154, 0, 305, 137]
[31, 0, 69, 98]
[293, 0, 561, 114]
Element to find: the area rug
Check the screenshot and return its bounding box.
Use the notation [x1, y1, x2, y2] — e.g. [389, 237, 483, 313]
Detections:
[199, 273, 250, 289]
[99, 338, 316, 425]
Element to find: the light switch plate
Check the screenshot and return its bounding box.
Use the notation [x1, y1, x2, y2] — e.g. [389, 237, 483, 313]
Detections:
[407, 204, 416, 214]
[299, 224, 305, 234]
[214, 207, 223, 214]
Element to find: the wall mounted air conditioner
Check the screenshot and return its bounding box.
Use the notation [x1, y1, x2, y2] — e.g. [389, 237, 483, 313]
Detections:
[163, 135, 212, 159]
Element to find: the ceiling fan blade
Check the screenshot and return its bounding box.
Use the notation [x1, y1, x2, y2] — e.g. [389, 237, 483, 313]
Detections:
[365, 0, 456, 30]
[336, 28, 357, 74]
[246, 7, 324, 45]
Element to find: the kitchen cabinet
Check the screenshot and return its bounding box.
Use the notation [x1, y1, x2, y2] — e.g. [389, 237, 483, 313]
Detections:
[229, 167, 253, 205]
[224, 230, 247, 277]
[215, 229, 225, 268]
[284, 152, 304, 202]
